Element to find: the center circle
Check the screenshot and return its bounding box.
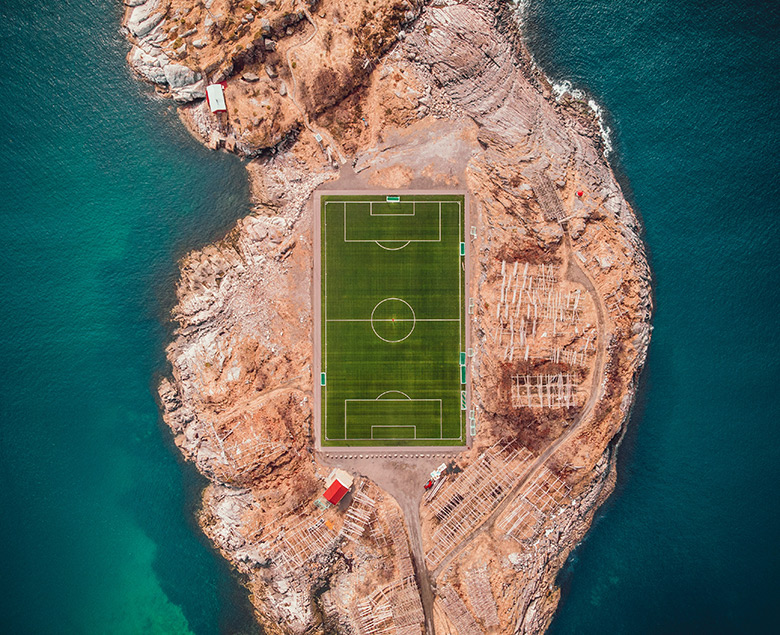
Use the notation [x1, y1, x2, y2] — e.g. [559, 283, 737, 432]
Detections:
[370, 298, 416, 343]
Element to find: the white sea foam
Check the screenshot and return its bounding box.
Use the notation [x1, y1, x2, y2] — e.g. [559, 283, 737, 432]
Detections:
[507, 1, 614, 156]
[587, 98, 613, 155]
[551, 80, 571, 101]
[510, 0, 532, 26]
[544, 79, 613, 155]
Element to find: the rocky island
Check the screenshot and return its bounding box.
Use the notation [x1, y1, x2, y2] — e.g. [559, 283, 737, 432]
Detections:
[122, 0, 652, 632]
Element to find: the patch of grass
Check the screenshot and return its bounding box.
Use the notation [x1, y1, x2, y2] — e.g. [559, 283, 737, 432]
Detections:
[320, 194, 466, 447]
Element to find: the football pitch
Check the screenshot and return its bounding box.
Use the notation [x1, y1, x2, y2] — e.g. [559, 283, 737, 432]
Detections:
[319, 193, 467, 447]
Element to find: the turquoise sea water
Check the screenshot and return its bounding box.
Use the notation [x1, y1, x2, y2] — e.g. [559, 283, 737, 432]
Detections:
[0, 1, 258, 633]
[525, 0, 780, 632]
[1, 0, 777, 633]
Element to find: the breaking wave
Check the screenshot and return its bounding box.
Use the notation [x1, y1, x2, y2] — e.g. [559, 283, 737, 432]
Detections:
[508, 0, 614, 156]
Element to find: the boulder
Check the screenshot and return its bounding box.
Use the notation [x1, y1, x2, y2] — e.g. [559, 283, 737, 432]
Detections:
[569, 217, 586, 240]
[162, 64, 206, 102]
[172, 80, 207, 103]
[208, 131, 224, 150]
[129, 45, 168, 85]
[164, 64, 201, 88]
[537, 223, 564, 245]
[127, 0, 165, 38]
[242, 72, 261, 82]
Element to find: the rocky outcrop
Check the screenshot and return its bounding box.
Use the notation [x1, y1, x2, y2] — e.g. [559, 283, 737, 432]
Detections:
[122, 0, 430, 155]
[123, 0, 206, 102]
[123, 0, 652, 633]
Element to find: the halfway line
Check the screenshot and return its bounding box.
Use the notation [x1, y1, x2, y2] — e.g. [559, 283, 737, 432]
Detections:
[326, 318, 460, 322]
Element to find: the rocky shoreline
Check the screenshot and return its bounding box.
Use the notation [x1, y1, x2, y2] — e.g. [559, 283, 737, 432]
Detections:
[123, 1, 652, 633]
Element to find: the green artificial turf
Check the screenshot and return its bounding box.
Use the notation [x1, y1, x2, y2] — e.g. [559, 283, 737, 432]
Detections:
[321, 194, 466, 446]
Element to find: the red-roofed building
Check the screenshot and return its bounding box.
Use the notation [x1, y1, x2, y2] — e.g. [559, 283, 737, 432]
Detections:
[323, 480, 348, 505]
[322, 468, 353, 506]
[205, 83, 227, 113]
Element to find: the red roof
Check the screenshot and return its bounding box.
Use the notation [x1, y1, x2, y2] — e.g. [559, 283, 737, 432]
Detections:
[323, 480, 349, 505]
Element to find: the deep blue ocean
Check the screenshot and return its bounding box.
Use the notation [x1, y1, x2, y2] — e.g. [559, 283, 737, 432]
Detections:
[0, 0, 777, 633]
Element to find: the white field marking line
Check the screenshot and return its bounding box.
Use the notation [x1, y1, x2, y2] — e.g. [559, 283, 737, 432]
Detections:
[339, 204, 442, 243]
[375, 241, 411, 250]
[323, 198, 465, 443]
[326, 199, 457, 212]
[326, 318, 459, 322]
[323, 200, 328, 440]
[458, 199, 463, 439]
[370, 297, 416, 343]
[345, 436, 463, 441]
[371, 425, 417, 440]
[344, 398, 442, 440]
[369, 200, 416, 216]
[376, 390, 411, 399]
[345, 398, 443, 401]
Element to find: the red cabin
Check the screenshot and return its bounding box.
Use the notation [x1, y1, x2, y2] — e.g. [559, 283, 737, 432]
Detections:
[322, 468, 353, 506]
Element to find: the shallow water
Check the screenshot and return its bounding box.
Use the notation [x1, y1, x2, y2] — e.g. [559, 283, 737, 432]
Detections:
[524, 0, 780, 632]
